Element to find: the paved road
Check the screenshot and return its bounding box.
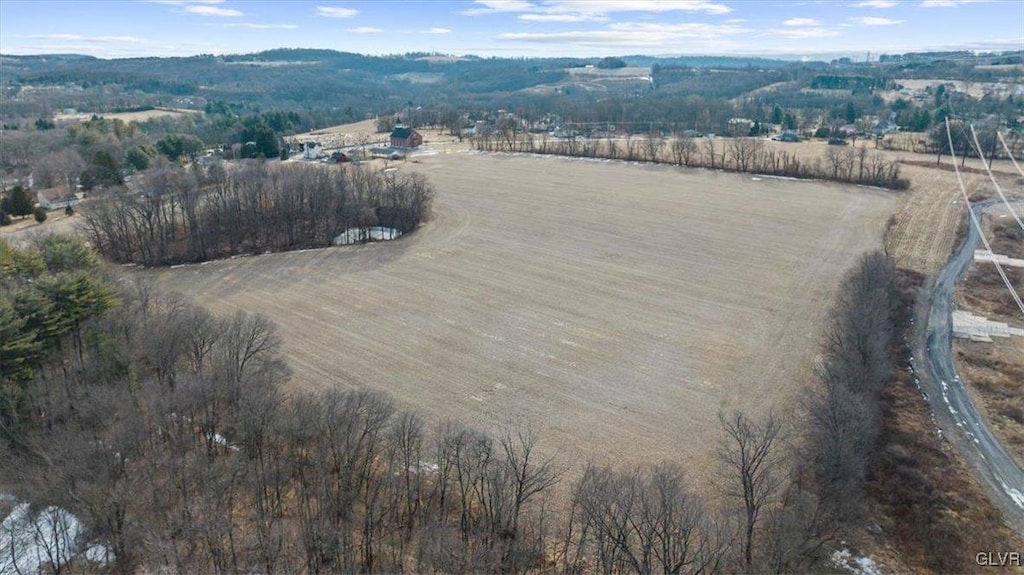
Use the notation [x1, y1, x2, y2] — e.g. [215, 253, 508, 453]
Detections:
[915, 200, 1024, 532]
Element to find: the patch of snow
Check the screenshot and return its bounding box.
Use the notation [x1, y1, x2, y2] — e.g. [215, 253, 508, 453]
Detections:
[84, 543, 114, 565]
[1000, 480, 1024, 509]
[755, 174, 814, 182]
[831, 548, 883, 575]
[207, 432, 240, 452]
[333, 227, 403, 246]
[0, 503, 82, 574]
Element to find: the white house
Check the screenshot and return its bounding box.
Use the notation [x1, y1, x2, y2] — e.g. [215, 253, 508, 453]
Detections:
[36, 188, 79, 210]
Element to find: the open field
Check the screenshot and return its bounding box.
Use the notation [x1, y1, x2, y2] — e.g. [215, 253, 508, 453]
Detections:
[290, 118, 384, 149]
[151, 153, 895, 478]
[53, 107, 201, 123]
[0, 210, 82, 246]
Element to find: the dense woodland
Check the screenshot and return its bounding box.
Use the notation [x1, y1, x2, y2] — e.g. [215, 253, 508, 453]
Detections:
[81, 162, 433, 266]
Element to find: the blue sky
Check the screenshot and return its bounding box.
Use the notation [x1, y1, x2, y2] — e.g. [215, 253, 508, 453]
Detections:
[0, 0, 1021, 59]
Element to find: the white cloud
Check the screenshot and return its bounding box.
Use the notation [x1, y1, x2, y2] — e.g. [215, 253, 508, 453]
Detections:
[465, 0, 733, 19]
[544, 0, 733, 15]
[850, 16, 902, 24]
[463, 0, 536, 13]
[148, 0, 225, 5]
[783, 18, 822, 26]
[185, 4, 242, 16]
[498, 21, 751, 48]
[761, 27, 841, 39]
[919, 0, 989, 6]
[855, 0, 898, 6]
[426, 27, 452, 34]
[22, 33, 148, 43]
[315, 6, 359, 18]
[519, 13, 607, 22]
[222, 23, 299, 29]
[346, 26, 383, 33]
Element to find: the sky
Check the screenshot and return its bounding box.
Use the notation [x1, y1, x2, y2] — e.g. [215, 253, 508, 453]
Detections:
[0, 0, 1022, 60]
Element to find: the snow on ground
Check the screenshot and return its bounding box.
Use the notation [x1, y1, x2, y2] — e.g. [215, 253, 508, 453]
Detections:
[84, 543, 114, 565]
[831, 548, 884, 575]
[0, 501, 113, 574]
[333, 227, 403, 246]
[1, 503, 80, 574]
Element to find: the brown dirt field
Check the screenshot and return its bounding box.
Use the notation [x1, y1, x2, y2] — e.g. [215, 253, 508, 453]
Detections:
[659, 137, 1020, 276]
[290, 118, 385, 149]
[954, 217, 1024, 469]
[150, 153, 895, 483]
[53, 107, 200, 123]
[290, 122, 1022, 281]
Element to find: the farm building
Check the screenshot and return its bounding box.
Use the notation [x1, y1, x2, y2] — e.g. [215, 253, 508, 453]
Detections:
[36, 187, 79, 210]
[302, 141, 323, 160]
[390, 126, 423, 149]
[871, 121, 900, 136]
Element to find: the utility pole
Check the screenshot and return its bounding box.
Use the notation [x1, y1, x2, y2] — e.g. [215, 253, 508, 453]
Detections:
[988, 115, 1000, 170]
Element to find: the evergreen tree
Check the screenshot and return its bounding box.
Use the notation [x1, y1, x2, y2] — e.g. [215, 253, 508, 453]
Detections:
[5, 185, 34, 217]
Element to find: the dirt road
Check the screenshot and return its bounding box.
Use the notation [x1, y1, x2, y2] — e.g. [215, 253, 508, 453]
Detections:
[916, 200, 1024, 531]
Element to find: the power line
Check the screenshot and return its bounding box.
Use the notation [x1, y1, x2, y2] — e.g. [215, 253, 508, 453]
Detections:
[997, 131, 1024, 178]
[945, 118, 1024, 318]
[968, 124, 1024, 232]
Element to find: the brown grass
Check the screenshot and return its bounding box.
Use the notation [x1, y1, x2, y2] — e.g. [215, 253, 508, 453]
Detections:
[866, 270, 1024, 575]
[954, 218, 1024, 468]
[869, 370, 1024, 574]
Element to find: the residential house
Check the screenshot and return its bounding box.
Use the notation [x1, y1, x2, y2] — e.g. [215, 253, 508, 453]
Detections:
[871, 121, 899, 137]
[36, 187, 79, 210]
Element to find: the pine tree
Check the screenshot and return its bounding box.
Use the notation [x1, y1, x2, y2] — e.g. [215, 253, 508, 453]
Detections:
[6, 185, 33, 217]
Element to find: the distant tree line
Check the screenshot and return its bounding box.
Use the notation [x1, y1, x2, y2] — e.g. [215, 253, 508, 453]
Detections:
[473, 133, 910, 189]
[82, 162, 433, 266]
[808, 75, 894, 92]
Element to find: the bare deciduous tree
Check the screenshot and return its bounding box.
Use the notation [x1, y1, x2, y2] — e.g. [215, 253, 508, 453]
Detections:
[718, 410, 785, 570]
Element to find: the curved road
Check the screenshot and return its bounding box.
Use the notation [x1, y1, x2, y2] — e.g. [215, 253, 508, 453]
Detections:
[915, 200, 1024, 532]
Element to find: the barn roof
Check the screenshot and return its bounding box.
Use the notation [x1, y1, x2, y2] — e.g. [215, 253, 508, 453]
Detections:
[390, 126, 417, 139]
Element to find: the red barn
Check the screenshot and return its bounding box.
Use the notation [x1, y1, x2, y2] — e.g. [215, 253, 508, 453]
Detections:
[390, 126, 423, 149]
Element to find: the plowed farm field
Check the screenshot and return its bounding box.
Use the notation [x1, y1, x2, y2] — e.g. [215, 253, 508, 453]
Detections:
[152, 153, 897, 475]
